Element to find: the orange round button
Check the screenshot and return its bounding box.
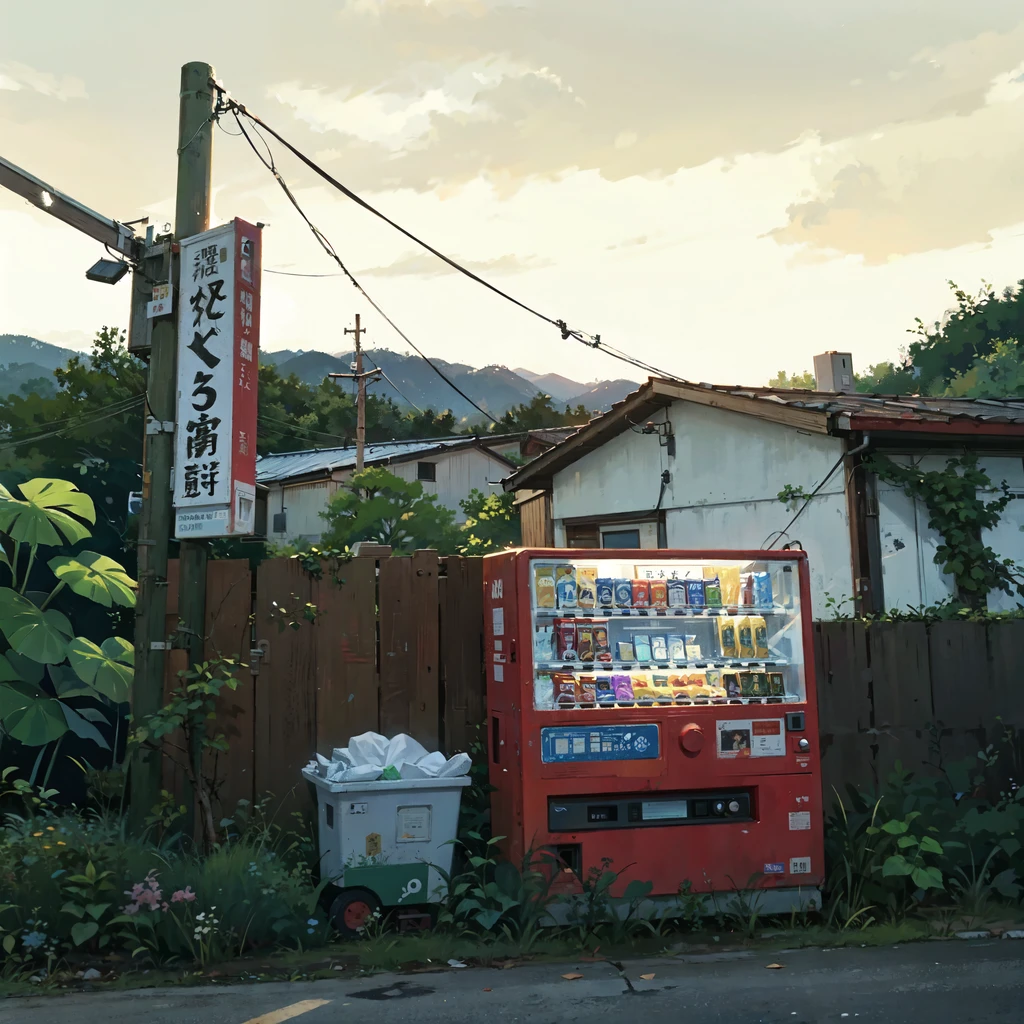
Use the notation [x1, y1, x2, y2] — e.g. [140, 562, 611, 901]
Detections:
[680, 723, 704, 755]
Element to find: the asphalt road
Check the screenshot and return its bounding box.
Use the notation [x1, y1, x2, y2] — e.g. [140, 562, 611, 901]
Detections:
[5, 940, 1023, 1024]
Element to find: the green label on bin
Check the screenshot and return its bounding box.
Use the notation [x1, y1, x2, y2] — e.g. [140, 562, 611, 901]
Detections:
[344, 862, 431, 906]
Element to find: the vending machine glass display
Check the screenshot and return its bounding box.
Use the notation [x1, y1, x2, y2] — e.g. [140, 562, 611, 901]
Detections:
[484, 549, 823, 916]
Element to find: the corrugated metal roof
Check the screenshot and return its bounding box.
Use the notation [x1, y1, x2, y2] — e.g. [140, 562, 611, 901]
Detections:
[505, 376, 1024, 491]
[693, 383, 1024, 423]
[256, 437, 487, 484]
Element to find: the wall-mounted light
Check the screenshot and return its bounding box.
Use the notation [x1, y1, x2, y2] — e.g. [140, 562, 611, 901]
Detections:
[85, 258, 130, 285]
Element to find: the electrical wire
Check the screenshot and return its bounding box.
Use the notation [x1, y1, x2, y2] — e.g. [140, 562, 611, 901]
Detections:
[374, 368, 425, 416]
[0, 393, 143, 440]
[217, 91, 679, 383]
[762, 452, 847, 550]
[229, 109, 497, 426]
[264, 268, 346, 278]
[0, 396, 145, 453]
[257, 411, 351, 447]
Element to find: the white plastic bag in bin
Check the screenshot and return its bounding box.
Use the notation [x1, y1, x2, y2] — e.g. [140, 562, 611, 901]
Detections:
[305, 731, 472, 783]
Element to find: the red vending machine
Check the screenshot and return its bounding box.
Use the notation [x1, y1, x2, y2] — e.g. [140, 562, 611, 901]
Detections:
[483, 549, 824, 916]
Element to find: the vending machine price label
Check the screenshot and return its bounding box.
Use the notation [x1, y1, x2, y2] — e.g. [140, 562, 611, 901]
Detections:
[541, 724, 660, 763]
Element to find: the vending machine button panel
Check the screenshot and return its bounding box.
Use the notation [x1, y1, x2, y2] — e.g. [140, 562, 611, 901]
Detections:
[541, 723, 660, 763]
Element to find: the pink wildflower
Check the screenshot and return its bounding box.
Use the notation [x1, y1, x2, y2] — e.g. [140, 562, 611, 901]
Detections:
[123, 870, 167, 915]
[171, 887, 196, 903]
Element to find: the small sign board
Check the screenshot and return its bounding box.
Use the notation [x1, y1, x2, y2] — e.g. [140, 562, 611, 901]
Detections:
[147, 282, 172, 318]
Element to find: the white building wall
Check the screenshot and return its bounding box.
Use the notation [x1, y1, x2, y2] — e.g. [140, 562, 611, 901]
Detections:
[876, 453, 1024, 612]
[266, 447, 510, 543]
[551, 400, 851, 618]
[384, 448, 507, 523]
[266, 480, 337, 544]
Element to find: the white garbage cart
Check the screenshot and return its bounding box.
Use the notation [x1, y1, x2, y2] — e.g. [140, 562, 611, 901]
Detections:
[302, 768, 471, 936]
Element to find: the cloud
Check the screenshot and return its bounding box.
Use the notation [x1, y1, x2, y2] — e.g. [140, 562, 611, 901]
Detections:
[271, 57, 576, 152]
[606, 235, 648, 250]
[0, 61, 86, 101]
[768, 51, 1024, 262]
[358, 250, 552, 276]
[263, 2, 1024, 196]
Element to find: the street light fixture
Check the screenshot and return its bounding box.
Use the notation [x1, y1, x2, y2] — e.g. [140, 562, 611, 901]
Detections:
[85, 257, 130, 285]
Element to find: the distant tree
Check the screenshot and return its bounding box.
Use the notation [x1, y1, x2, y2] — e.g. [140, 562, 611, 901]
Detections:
[767, 370, 816, 389]
[851, 362, 907, 394]
[256, 365, 461, 455]
[489, 393, 590, 433]
[904, 280, 1024, 396]
[0, 326, 144, 637]
[458, 488, 519, 554]
[319, 467, 461, 554]
[945, 339, 1024, 398]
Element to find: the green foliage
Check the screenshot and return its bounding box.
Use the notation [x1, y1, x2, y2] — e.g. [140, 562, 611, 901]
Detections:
[318, 471, 519, 557]
[947, 338, 1024, 398]
[777, 483, 812, 510]
[319, 467, 461, 554]
[855, 360, 918, 394]
[0, 330, 145, 605]
[128, 660, 242, 853]
[868, 453, 1023, 607]
[434, 835, 556, 942]
[768, 369, 816, 389]
[0, 478, 135, 778]
[907, 280, 1024, 397]
[0, 787, 330, 972]
[256, 363, 462, 455]
[824, 735, 1024, 928]
[458, 489, 519, 554]
[488, 393, 589, 433]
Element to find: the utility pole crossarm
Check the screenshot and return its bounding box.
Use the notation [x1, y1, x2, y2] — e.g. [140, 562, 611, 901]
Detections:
[0, 155, 139, 257]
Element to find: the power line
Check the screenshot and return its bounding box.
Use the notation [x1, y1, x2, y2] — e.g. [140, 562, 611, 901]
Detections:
[216, 92, 678, 383]
[0, 393, 143, 439]
[264, 268, 346, 278]
[0, 395, 145, 453]
[228, 108, 497, 425]
[762, 452, 846, 550]
[374, 368, 426, 416]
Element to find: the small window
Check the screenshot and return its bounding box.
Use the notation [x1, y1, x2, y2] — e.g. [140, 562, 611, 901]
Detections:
[602, 528, 641, 548]
[566, 523, 600, 548]
[417, 462, 436, 482]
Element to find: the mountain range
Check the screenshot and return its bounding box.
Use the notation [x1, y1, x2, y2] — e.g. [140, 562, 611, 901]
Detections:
[0, 335, 640, 420]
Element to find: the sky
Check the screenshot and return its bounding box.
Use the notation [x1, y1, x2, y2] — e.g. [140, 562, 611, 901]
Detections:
[3, 0, 1024, 389]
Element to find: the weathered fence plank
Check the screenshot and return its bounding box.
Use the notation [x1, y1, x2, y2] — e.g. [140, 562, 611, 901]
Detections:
[254, 558, 315, 807]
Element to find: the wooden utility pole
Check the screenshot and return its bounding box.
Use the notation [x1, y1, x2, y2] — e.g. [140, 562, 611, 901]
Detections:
[130, 61, 216, 833]
[329, 314, 380, 473]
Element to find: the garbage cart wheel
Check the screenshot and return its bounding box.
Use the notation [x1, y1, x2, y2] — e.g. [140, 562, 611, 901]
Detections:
[329, 887, 380, 938]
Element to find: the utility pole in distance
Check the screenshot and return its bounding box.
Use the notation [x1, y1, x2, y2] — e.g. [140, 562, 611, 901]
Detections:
[329, 314, 380, 473]
[130, 61, 216, 834]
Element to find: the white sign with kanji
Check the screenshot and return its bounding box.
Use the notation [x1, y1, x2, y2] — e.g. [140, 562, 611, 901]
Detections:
[172, 220, 261, 538]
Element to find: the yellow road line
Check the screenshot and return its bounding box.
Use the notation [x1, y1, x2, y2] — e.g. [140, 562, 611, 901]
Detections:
[240, 999, 332, 1024]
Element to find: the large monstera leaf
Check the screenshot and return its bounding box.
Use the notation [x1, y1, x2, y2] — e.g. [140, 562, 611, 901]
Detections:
[67, 636, 134, 703]
[0, 671, 67, 746]
[0, 656, 110, 749]
[0, 479, 95, 548]
[49, 551, 138, 608]
[0, 590, 73, 664]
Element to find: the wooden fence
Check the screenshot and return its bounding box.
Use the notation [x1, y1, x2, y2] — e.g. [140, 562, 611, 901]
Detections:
[164, 553, 484, 816]
[164, 557, 1023, 820]
[815, 620, 1024, 804]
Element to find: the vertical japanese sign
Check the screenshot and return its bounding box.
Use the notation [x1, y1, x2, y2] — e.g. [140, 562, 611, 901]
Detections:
[173, 219, 262, 538]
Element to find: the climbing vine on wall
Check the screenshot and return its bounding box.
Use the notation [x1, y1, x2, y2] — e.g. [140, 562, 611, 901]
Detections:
[867, 452, 1024, 608]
